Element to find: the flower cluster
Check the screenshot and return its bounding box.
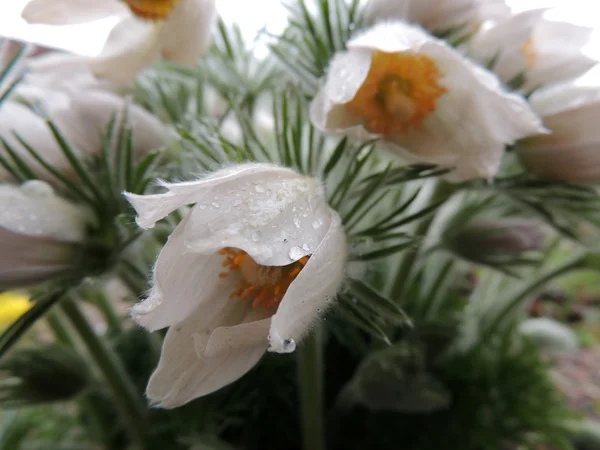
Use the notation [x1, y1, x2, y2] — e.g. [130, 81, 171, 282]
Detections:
[0, 2, 599, 441]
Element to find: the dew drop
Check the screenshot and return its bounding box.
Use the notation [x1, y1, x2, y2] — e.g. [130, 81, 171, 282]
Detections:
[254, 185, 266, 193]
[251, 231, 262, 242]
[282, 338, 296, 353]
[302, 243, 310, 251]
[311, 220, 321, 229]
[211, 202, 220, 208]
[289, 246, 305, 260]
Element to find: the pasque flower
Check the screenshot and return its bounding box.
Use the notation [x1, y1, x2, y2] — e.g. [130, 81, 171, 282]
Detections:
[126, 163, 346, 407]
[518, 80, 600, 182]
[0, 85, 167, 182]
[468, 9, 596, 92]
[21, 0, 216, 83]
[365, 0, 509, 36]
[310, 22, 546, 181]
[0, 181, 88, 288]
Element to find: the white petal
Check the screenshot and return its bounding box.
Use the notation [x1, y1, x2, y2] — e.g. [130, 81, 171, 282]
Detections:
[519, 142, 600, 183]
[0, 226, 77, 288]
[126, 163, 302, 229]
[269, 212, 346, 353]
[310, 50, 375, 134]
[0, 181, 87, 241]
[24, 53, 101, 92]
[366, 0, 510, 32]
[322, 50, 373, 105]
[310, 91, 365, 132]
[182, 169, 331, 266]
[202, 308, 271, 358]
[525, 21, 595, 90]
[51, 89, 168, 156]
[131, 213, 233, 331]
[89, 16, 161, 84]
[528, 83, 600, 148]
[0, 102, 69, 181]
[146, 302, 266, 408]
[468, 9, 546, 80]
[22, 0, 126, 25]
[159, 0, 216, 66]
[529, 81, 600, 118]
[364, 0, 410, 24]
[347, 21, 431, 54]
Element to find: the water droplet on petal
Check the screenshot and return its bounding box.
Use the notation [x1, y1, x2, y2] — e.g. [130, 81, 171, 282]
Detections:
[255, 185, 266, 193]
[282, 338, 296, 353]
[211, 202, 220, 208]
[302, 243, 310, 251]
[289, 246, 305, 260]
[251, 231, 262, 242]
[312, 220, 321, 229]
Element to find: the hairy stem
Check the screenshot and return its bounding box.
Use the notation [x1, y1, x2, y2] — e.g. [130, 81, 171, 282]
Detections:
[61, 298, 148, 450]
[297, 327, 325, 450]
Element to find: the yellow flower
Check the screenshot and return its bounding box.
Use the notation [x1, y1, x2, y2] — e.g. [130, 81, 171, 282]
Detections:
[0, 293, 32, 330]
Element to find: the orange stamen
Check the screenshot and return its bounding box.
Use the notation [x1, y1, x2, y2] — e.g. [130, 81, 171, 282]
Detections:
[345, 51, 447, 136]
[122, 0, 181, 21]
[219, 248, 310, 310]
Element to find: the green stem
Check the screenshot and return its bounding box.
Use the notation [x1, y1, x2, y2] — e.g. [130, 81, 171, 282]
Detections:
[46, 310, 111, 450]
[60, 298, 148, 450]
[390, 181, 457, 301]
[298, 327, 325, 450]
[46, 311, 75, 347]
[95, 291, 122, 334]
[482, 254, 586, 342]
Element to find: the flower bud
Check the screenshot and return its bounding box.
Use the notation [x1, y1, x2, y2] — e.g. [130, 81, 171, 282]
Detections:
[444, 218, 545, 266]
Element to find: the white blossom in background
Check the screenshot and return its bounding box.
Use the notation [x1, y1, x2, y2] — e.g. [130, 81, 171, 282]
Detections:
[125, 163, 346, 408]
[310, 22, 546, 182]
[519, 318, 579, 354]
[518, 79, 600, 182]
[365, 0, 510, 36]
[0, 82, 168, 182]
[21, 0, 216, 84]
[468, 9, 596, 92]
[0, 180, 88, 288]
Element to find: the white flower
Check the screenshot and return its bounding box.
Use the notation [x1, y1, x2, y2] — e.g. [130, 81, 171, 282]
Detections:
[310, 22, 546, 181]
[21, 0, 216, 84]
[468, 10, 596, 92]
[365, 0, 510, 35]
[125, 163, 346, 407]
[518, 80, 600, 182]
[519, 318, 578, 354]
[0, 180, 88, 288]
[0, 85, 167, 182]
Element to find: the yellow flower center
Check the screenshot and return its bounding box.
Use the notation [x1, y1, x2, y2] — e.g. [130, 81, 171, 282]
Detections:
[345, 51, 447, 136]
[219, 248, 309, 310]
[122, 0, 181, 20]
[0, 293, 32, 329]
[520, 38, 537, 69]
